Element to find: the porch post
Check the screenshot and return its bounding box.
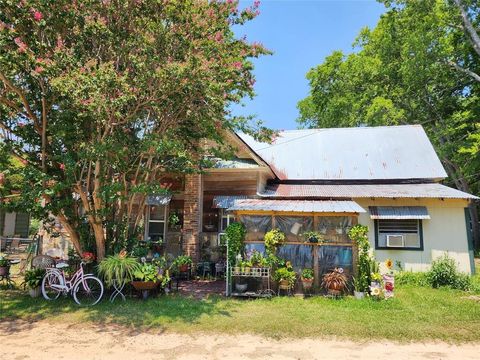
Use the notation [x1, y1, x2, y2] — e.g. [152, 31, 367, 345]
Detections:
[183, 174, 203, 262]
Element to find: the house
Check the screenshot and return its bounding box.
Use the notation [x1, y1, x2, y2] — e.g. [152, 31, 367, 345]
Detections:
[152, 125, 477, 277]
[0, 209, 30, 239]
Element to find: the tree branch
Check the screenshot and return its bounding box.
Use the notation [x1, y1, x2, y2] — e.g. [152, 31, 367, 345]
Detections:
[448, 59, 480, 82]
[454, 0, 480, 58]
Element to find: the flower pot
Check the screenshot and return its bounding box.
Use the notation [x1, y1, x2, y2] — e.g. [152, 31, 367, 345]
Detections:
[354, 291, 365, 300]
[179, 264, 189, 273]
[308, 237, 318, 244]
[279, 279, 290, 290]
[301, 278, 313, 290]
[244, 267, 251, 274]
[233, 266, 240, 274]
[235, 283, 247, 293]
[131, 281, 159, 291]
[29, 287, 41, 298]
[0, 266, 9, 277]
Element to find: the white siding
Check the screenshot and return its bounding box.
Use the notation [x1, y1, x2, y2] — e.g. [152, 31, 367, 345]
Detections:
[356, 198, 474, 274]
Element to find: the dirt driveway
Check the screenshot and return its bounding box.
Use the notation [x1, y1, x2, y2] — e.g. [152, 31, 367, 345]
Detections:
[1, 319, 479, 359]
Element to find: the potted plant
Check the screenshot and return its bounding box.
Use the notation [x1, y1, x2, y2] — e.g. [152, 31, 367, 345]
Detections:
[168, 211, 181, 230]
[352, 277, 365, 299]
[173, 255, 193, 273]
[243, 260, 252, 274]
[273, 265, 296, 291]
[23, 268, 46, 297]
[301, 268, 314, 290]
[302, 231, 323, 244]
[322, 267, 348, 296]
[234, 254, 242, 274]
[98, 250, 141, 288]
[131, 263, 162, 299]
[264, 229, 286, 254]
[0, 256, 9, 276]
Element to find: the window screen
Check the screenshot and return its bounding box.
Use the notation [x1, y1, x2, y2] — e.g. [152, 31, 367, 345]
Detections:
[240, 215, 272, 241]
[276, 216, 313, 242]
[376, 219, 421, 248]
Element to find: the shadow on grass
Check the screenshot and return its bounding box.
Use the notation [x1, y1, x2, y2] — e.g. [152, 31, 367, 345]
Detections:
[0, 290, 232, 335]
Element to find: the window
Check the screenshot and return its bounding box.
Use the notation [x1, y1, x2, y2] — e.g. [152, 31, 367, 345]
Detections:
[220, 209, 235, 232]
[146, 205, 166, 242]
[375, 219, 423, 250]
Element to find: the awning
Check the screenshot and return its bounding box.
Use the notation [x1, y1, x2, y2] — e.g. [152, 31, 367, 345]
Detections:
[369, 206, 430, 220]
[228, 199, 365, 213]
[146, 194, 172, 206]
[212, 195, 250, 209]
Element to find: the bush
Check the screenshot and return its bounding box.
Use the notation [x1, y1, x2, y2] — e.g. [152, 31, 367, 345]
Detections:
[225, 222, 246, 267]
[426, 255, 471, 291]
[395, 271, 430, 287]
[264, 229, 286, 254]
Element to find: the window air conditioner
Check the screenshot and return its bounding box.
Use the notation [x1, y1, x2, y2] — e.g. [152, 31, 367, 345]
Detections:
[387, 234, 405, 247]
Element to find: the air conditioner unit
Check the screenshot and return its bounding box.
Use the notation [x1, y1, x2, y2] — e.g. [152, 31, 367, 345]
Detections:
[387, 234, 405, 247]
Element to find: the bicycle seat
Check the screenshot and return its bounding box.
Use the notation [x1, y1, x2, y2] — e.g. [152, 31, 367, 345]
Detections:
[56, 262, 69, 269]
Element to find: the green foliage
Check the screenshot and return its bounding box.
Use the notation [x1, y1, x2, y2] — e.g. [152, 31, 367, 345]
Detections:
[298, 0, 480, 247]
[23, 268, 45, 289]
[225, 222, 246, 266]
[301, 231, 323, 243]
[131, 244, 149, 258]
[395, 271, 430, 287]
[28, 218, 41, 236]
[427, 254, 472, 291]
[264, 229, 286, 254]
[0, 0, 271, 258]
[301, 268, 314, 280]
[348, 225, 371, 292]
[133, 263, 160, 283]
[97, 253, 141, 287]
[248, 250, 268, 267]
[0, 255, 9, 267]
[172, 255, 193, 268]
[273, 267, 296, 289]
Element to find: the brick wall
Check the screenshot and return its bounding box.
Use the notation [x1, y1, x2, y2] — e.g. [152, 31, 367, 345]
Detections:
[183, 174, 203, 261]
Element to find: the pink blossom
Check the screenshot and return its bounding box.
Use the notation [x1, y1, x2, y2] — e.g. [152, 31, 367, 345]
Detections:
[34, 66, 44, 74]
[18, 122, 26, 128]
[232, 61, 242, 69]
[33, 10, 43, 22]
[59, 163, 65, 170]
[214, 32, 223, 42]
[253, 0, 260, 7]
[14, 37, 27, 53]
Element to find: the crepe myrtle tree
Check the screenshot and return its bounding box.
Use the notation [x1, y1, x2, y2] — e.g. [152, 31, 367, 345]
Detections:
[0, 0, 271, 259]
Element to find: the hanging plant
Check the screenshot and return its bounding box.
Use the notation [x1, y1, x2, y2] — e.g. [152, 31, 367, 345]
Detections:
[264, 229, 286, 254]
[225, 222, 246, 267]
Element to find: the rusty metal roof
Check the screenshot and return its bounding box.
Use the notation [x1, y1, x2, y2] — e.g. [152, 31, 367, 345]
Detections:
[260, 183, 478, 199]
[370, 206, 430, 219]
[212, 195, 251, 209]
[227, 199, 365, 213]
[238, 125, 448, 181]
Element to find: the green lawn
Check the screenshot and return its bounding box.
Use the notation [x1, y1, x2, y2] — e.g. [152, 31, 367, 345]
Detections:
[1, 285, 480, 342]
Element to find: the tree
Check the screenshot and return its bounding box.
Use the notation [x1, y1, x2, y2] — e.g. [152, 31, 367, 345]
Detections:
[0, 0, 270, 259]
[298, 0, 480, 248]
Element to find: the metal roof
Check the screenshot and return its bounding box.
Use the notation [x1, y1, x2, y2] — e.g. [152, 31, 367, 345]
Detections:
[212, 195, 251, 209]
[146, 194, 172, 205]
[238, 125, 448, 181]
[260, 183, 478, 200]
[227, 199, 366, 213]
[369, 206, 430, 220]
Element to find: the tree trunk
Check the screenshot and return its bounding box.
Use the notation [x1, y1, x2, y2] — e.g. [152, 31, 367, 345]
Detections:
[56, 214, 83, 255]
[468, 203, 480, 251]
[91, 221, 105, 260]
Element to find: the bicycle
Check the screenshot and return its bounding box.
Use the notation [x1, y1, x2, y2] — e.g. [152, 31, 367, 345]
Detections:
[41, 261, 104, 306]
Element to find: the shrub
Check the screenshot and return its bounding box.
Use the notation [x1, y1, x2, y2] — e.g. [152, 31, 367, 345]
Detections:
[23, 268, 46, 289]
[395, 271, 430, 287]
[426, 255, 471, 291]
[301, 268, 314, 280]
[274, 267, 296, 289]
[225, 222, 246, 266]
[348, 225, 371, 292]
[98, 252, 141, 287]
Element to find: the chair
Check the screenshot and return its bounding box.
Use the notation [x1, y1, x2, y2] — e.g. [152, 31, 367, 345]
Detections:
[31, 255, 56, 269]
[215, 263, 225, 278]
[200, 262, 211, 279]
[6, 238, 20, 253]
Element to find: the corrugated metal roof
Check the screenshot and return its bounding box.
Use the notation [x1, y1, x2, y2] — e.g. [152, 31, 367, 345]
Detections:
[238, 125, 448, 181]
[212, 195, 251, 209]
[260, 183, 478, 199]
[228, 199, 366, 213]
[370, 206, 430, 219]
[146, 194, 172, 205]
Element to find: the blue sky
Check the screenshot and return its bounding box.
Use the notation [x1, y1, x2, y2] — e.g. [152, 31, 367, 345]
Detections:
[232, 0, 385, 130]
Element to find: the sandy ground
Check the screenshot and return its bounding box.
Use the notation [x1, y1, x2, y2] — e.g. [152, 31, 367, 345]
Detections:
[1, 319, 479, 360]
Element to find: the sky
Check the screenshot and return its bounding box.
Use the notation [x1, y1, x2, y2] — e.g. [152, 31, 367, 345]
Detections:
[231, 0, 386, 130]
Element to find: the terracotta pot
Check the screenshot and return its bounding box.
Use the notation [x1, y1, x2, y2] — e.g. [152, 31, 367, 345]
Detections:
[0, 266, 9, 276]
[301, 278, 313, 290]
[279, 279, 290, 290]
[131, 281, 159, 291]
[179, 264, 189, 273]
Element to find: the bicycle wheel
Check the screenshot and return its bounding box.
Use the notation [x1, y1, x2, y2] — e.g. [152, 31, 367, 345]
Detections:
[73, 276, 104, 306]
[41, 272, 62, 300]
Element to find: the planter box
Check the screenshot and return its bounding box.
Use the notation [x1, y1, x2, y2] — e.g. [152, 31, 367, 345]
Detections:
[29, 287, 41, 298]
[131, 281, 159, 291]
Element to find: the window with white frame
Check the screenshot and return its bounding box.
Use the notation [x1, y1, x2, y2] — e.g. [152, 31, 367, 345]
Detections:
[375, 219, 423, 250]
[146, 205, 167, 242]
[220, 209, 235, 232]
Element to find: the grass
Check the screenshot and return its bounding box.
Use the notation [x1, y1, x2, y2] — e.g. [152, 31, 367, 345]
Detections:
[1, 285, 480, 342]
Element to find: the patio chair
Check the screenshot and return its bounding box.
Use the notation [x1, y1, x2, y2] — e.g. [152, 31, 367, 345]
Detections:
[215, 263, 225, 278]
[199, 262, 212, 279]
[31, 255, 56, 269]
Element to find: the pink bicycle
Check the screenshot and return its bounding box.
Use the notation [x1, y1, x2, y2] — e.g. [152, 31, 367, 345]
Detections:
[41, 261, 104, 306]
